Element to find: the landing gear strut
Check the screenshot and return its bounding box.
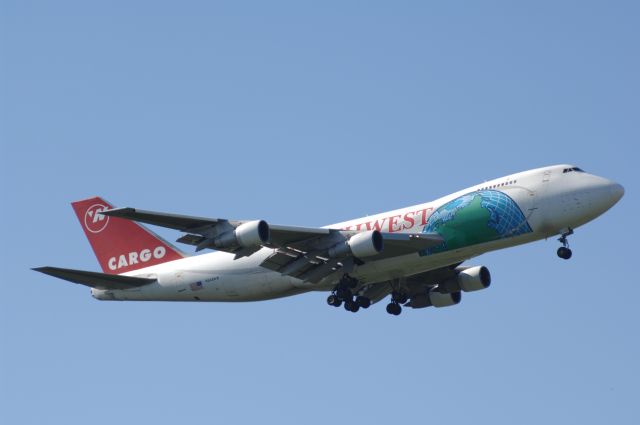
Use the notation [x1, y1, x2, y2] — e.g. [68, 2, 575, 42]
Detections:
[355, 296, 371, 309]
[386, 290, 407, 316]
[557, 228, 573, 260]
[327, 275, 370, 313]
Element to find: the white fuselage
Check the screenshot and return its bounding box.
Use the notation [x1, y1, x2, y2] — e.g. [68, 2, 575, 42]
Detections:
[91, 165, 623, 302]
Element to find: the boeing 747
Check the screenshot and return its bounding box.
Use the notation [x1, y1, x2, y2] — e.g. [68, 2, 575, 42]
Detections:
[34, 165, 624, 315]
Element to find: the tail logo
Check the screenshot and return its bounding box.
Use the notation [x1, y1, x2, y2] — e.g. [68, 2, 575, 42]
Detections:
[84, 204, 110, 233]
[108, 246, 167, 271]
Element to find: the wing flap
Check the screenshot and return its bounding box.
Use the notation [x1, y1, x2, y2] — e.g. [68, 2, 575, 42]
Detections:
[261, 232, 443, 283]
[33, 266, 156, 290]
[267, 225, 332, 248]
[373, 232, 443, 257]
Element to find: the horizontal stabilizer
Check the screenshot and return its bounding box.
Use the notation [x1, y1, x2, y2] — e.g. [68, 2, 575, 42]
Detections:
[33, 266, 156, 290]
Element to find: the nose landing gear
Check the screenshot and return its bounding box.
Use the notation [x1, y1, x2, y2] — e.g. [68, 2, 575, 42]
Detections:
[557, 228, 574, 260]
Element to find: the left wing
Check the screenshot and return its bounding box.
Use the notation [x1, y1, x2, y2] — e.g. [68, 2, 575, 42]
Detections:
[101, 207, 443, 283]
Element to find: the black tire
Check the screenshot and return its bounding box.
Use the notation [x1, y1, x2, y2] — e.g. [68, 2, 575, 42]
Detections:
[356, 296, 371, 309]
[386, 302, 401, 316]
[327, 295, 341, 307]
[344, 300, 359, 312]
[557, 247, 572, 260]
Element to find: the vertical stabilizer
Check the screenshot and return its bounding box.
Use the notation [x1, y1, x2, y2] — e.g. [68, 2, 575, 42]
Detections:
[71, 197, 185, 274]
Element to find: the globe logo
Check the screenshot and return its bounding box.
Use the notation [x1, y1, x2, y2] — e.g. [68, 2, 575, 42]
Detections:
[421, 190, 532, 256]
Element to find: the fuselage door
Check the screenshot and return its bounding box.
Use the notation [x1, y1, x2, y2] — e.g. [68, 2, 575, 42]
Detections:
[501, 185, 536, 232]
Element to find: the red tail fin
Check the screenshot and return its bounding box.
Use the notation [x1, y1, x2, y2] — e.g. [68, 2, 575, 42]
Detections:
[71, 197, 185, 274]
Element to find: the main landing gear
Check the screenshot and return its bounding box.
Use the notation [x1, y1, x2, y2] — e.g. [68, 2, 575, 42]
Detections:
[386, 290, 408, 316]
[327, 275, 371, 313]
[557, 228, 574, 260]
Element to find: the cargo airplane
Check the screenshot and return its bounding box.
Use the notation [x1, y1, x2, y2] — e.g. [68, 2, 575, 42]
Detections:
[34, 165, 624, 315]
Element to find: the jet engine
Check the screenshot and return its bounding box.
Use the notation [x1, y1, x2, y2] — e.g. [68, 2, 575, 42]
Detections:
[328, 230, 384, 259]
[439, 266, 491, 293]
[409, 290, 462, 309]
[428, 290, 462, 307]
[214, 220, 270, 249]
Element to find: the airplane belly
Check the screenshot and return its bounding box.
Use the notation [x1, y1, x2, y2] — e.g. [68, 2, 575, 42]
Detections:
[186, 270, 302, 302]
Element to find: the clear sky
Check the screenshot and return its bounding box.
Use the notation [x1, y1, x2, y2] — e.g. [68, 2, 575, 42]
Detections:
[1, 1, 638, 424]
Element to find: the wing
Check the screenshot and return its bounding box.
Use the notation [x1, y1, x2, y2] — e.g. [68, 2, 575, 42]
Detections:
[33, 266, 156, 290]
[102, 207, 334, 257]
[354, 263, 464, 306]
[101, 207, 443, 283]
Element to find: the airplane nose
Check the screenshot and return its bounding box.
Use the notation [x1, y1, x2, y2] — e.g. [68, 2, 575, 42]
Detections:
[610, 183, 625, 204]
[554, 174, 623, 228]
[583, 176, 624, 217]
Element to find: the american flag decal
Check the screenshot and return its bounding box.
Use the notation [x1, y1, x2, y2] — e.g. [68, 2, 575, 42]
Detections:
[190, 281, 204, 291]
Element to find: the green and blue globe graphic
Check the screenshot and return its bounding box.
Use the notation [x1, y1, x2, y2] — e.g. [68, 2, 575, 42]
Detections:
[421, 190, 532, 256]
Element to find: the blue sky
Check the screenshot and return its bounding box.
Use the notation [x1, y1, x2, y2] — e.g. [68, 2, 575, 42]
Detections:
[1, 1, 638, 424]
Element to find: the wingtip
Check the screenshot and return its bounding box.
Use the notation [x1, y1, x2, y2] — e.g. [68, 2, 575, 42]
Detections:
[32, 266, 56, 276]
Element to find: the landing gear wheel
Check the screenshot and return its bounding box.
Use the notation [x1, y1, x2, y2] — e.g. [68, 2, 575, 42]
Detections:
[386, 303, 402, 316]
[557, 247, 572, 260]
[355, 296, 371, 309]
[327, 295, 342, 307]
[557, 228, 574, 260]
[344, 299, 360, 313]
[330, 274, 364, 312]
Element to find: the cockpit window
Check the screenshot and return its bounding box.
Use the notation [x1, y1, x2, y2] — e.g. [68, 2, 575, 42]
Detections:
[563, 167, 586, 173]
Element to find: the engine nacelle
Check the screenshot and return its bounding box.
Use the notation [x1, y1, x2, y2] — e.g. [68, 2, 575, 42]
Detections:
[214, 220, 270, 249]
[328, 230, 383, 259]
[429, 290, 462, 308]
[440, 266, 491, 293]
[409, 290, 462, 309]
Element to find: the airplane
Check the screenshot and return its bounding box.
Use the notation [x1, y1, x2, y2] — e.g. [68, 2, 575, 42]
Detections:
[34, 164, 624, 316]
